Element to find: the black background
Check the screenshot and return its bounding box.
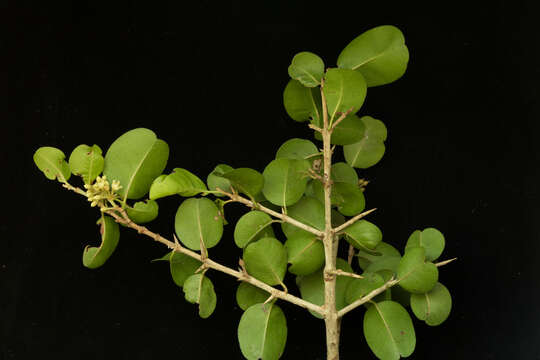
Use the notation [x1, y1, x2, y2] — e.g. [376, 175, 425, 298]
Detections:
[3, 1, 540, 359]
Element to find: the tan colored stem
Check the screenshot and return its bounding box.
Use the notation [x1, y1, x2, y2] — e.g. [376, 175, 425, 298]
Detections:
[333, 208, 377, 234]
[329, 269, 364, 279]
[104, 207, 324, 315]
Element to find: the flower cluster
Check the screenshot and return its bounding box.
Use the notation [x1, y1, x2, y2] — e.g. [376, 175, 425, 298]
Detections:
[84, 175, 122, 207]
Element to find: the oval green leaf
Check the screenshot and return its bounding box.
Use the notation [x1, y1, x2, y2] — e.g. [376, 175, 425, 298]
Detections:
[405, 228, 445, 262]
[410, 282, 452, 326]
[82, 215, 120, 269]
[346, 272, 385, 304]
[283, 79, 322, 123]
[218, 167, 264, 198]
[103, 128, 169, 201]
[333, 182, 366, 216]
[234, 211, 275, 248]
[275, 138, 319, 161]
[68, 144, 104, 184]
[149, 168, 207, 200]
[344, 220, 382, 251]
[344, 116, 387, 169]
[126, 199, 159, 224]
[288, 51, 325, 87]
[331, 162, 358, 185]
[285, 234, 324, 276]
[358, 242, 401, 271]
[183, 274, 217, 319]
[281, 196, 325, 238]
[262, 158, 311, 207]
[238, 302, 287, 360]
[337, 25, 409, 87]
[170, 251, 201, 287]
[397, 247, 438, 294]
[175, 198, 224, 251]
[323, 68, 367, 124]
[363, 300, 416, 360]
[236, 283, 270, 311]
[207, 164, 234, 196]
[33, 146, 71, 182]
[243, 237, 288, 286]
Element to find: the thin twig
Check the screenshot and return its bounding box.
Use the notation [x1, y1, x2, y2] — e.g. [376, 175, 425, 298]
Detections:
[329, 269, 364, 279]
[308, 123, 323, 133]
[435, 257, 457, 267]
[333, 208, 377, 234]
[347, 244, 356, 265]
[330, 107, 354, 131]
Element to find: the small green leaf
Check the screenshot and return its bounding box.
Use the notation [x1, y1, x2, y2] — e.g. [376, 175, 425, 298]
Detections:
[333, 182, 366, 216]
[331, 162, 359, 185]
[281, 196, 325, 238]
[358, 242, 401, 271]
[207, 164, 234, 196]
[323, 68, 367, 124]
[236, 283, 270, 311]
[238, 302, 287, 360]
[275, 138, 319, 161]
[174, 198, 224, 251]
[170, 251, 201, 287]
[103, 128, 169, 201]
[82, 215, 120, 269]
[343, 220, 382, 251]
[33, 147, 71, 182]
[234, 211, 275, 248]
[218, 168, 264, 198]
[366, 256, 401, 275]
[337, 25, 409, 87]
[405, 228, 445, 262]
[344, 116, 387, 169]
[397, 247, 438, 294]
[410, 282, 452, 326]
[314, 113, 366, 145]
[297, 258, 353, 319]
[183, 274, 217, 319]
[126, 199, 159, 224]
[283, 79, 322, 123]
[363, 300, 416, 360]
[262, 158, 311, 207]
[285, 234, 325, 276]
[346, 272, 385, 304]
[287, 51, 325, 87]
[68, 144, 104, 184]
[243, 238, 288, 286]
[149, 168, 207, 200]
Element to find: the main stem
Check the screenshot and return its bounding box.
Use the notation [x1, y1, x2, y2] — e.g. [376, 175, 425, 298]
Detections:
[321, 83, 340, 360]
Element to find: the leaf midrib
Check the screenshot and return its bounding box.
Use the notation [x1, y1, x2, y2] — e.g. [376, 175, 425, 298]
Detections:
[260, 303, 273, 358]
[351, 43, 401, 70]
[122, 140, 158, 203]
[38, 153, 67, 182]
[373, 302, 400, 356]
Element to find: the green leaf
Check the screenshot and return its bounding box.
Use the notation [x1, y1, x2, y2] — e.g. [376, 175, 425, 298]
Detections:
[68, 144, 104, 184]
[207, 164, 234, 196]
[392, 285, 412, 308]
[238, 302, 287, 360]
[283, 79, 322, 123]
[366, 256, 401, 275]
[314, 113, 366, 145]
[262, 158, 311, 207]
[346, 272, 385, 304]
[33, 147, 71, 182]
[174, 198, 224, 251]
[358, 242, 401, 271]
[218, 168, 264, 198]
[281, 196, 325, 238]
[405, 228, 445, 262]
[234, 211, 275, 248]
[337, 25, 409, 87]
[344, 116, 387, 169]
[243, 237, 288, 286]
[410, 282, 452, 326]
[397, 247, 438, 294]
[332, 162, 359, 185]
[126, 199, 158, 224]
[170, 251, 201, 287]
[323, 68, 367, 124]
[236, 283, 270, 311]
[285, 234, 325, 276]
[343, 220, 382, 251]
[333, 182, 366, 216]
[183, 274, 217, 319]
[363, 300, 416, 360]
[275, 138, 319, 161]
[82, 215, 120, 269]
[287, 51, 325, 87]
[297, 258, 353, 319]
[149, 168, 207, 200]
[103, 128, 169, 201]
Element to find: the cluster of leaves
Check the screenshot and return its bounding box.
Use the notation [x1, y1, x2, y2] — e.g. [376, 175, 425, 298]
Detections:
[33, 25, 453, 360]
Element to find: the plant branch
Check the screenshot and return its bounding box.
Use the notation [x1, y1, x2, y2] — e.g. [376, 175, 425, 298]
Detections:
[435, 257, 457, 267]
[330, 107, 354, 131]
[333, 208, 377, 234]
[104, 206, 324, 315]
[329, 269, 364, 279]
[308, 123, 323, 133]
